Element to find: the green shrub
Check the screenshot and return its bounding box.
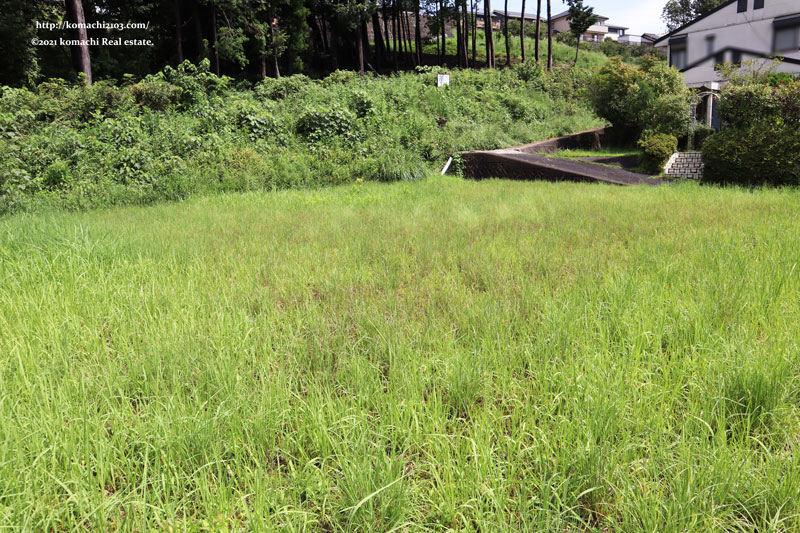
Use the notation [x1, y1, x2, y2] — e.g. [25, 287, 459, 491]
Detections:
[718, 80, 800, 130]
[701, 124, 800, 186]
[692, 125, 715, 150]
[130, 81, 183, 111]
[158, 59, 228, 107]
[296, 106, 358, 144]
[589, 58, 695, 141]
[701, 76, 800, 186]
[41, 160, 72, 189]
[236, 109, 286, 144]
[637, 130, 677, 174]
[348, 89, 377, 118]
[255, 74, 313, 100]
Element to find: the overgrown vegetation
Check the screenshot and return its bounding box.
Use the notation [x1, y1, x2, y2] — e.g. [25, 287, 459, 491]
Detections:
[589, 56, 695, 172]
[702, 68, 800, 186]
[0, 59, 603, 215]
[2, 177, 800, 529]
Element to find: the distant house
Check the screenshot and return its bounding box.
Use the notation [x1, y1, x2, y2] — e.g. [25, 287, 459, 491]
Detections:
[618, 33, 659, 46]
[654, 0, 800, 127]
[605, 25, 629, 41]
[550, 10, 610, 42]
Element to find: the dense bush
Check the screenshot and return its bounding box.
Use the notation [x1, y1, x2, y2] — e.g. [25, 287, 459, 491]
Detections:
[130, 80, 183, 111]
[589, 57, 695, 142]
[692, 125, 715, 150]
[0, 61, 603, 215]
[702, 125, 800, 186]
[702, 76, 800, 186]
[638, 130, 677, 174]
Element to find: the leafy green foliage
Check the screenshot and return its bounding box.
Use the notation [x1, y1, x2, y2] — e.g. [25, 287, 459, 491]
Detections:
[589, 57, 695, 142]
[130, 80, 183, 111]
[0, 61, 603, 214]
[702, 77, 800, 186]
[702, 125, 800, 186]
[296, 106, 358, 143]
[637, 130, 677, 174]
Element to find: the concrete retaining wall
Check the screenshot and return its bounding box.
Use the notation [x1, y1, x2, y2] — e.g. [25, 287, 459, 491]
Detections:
[664, 152, 703, 180]
[509, 127, 610, 154]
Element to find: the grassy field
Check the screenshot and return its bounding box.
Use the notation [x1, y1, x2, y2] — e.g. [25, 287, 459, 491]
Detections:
[2, 177, 800, 530]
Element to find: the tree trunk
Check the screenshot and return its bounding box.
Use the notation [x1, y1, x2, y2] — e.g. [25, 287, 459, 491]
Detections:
[174, 0, 184, 62]
[415, 0, 423, 65]
[535, 0, 540, 62]
[404, 11, 415, 66]
[484, 0, 494, 68]
[520, 0, 525, 62]
[575, 40, 579, 64]
[266, 5, 281, 78]
[357, 17, 365, 78]
[331, 22, 340, 70]
[504, 0, 510, 65]
[456, 1, 463, 67]
[211, 5, 220, 75]
[546, 0, 552, 71]
[392, 0, 399, 70]
[398, 7, 407, 64]
[441, 0, 446, 65]
[321, 13, 329, 51]
[308, 13, 324, 55]
[382, 0, 391, 52]
[462, 0, 469, 67]
[64, 0, 92, 84]
[192, 1, 204, 58]
[372, 11, 384, 70]
[471, 0, 477, 66]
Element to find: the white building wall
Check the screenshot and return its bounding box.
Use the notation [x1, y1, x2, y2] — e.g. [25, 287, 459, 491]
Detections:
[655, 0, 800, 86]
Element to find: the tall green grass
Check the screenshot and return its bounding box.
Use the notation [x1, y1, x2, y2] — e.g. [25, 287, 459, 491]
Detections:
[2, 177, 800, 530]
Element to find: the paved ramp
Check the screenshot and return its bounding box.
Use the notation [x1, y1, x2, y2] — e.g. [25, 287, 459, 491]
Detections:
[462, 151, 662, 186]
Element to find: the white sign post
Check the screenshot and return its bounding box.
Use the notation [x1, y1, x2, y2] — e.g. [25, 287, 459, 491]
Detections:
[437, 73, 450, 87]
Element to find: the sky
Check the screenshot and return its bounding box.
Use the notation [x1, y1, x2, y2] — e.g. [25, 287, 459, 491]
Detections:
[502, 0, 668, 36]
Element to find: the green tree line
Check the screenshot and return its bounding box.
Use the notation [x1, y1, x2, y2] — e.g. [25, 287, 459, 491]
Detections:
[1, 0, 577, 86]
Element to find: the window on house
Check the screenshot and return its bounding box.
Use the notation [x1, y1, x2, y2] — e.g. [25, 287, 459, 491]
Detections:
[706, 35, 715, 55]
[738, 0, 747, 13]
[775, 21, 800, 52]
[669, 36, 688, 70]
[754, 0, 764, 9]
[732, 50, 742, 63]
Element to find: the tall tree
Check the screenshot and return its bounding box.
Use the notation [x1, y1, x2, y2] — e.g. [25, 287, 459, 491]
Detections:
[534, 0, 540, 63]
[503, 0, 510, 65]
[174, 0, 184, 62]
[519, 0, 526, 62]
[662, 0, 725, 32]
[471, 0, 477, 65]
[484, 0, 494, 67]
[415, 0, 423, 66]
[566, 0, 598, 64]
[64, 0, 92, 84]
[546, 0, 552, 71]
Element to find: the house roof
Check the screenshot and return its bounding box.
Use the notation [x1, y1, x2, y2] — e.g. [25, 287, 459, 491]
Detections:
[551, 10, 609, 22]
[653, 0, 737, 44]
[607, 24, 629, 31]
[491, 10, 544, 21]
[642, 33, 660, 41]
